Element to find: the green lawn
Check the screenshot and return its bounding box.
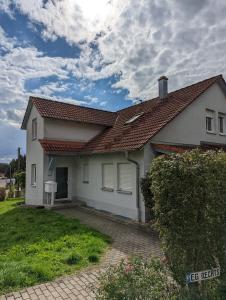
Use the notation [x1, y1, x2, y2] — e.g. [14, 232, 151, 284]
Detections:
[0, 199, 110, 294]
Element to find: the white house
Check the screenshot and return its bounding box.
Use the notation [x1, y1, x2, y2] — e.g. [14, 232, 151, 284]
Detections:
[21, 75, 226, 222]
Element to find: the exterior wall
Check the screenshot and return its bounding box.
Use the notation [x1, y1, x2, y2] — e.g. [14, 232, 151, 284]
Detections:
[44, 119, 105, 141]
[152, 83, 226, 145]
[25, 106, 45, 205]
[72, 151, 144, 221]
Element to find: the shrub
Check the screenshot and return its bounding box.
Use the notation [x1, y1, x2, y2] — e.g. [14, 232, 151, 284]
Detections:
[140, 172, 154, 219]
[88, 254, 99, 263]
[150, 150, 226, 295]
[95, 257, 179, 300]
[64, 254, 82, 265]
[7, 189, 14, 199]
[14, 171, 26, 190]
[0, 187, 6, 201]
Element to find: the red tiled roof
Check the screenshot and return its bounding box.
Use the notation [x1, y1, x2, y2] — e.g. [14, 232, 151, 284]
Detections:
[152, 142, 226, 154]
[39, 139, 86, 153]
[152, 143, 194, 153]
[201, 142, 226, 151]
[25, 97, 117, 127]
[84, 75, 224, 153]
[22, 75, 225, 153]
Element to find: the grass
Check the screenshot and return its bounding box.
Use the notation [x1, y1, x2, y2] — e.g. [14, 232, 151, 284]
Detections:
[0, 198, 111, 294]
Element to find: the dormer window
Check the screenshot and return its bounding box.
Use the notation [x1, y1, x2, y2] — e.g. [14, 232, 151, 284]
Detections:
[32, 118, 37, 140]
[206, 109, 215, 133]
[125, 112, 144, 125]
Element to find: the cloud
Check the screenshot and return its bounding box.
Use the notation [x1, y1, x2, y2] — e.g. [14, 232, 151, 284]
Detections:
[1, 0, 226, 161]
[3, 0, 226, 101]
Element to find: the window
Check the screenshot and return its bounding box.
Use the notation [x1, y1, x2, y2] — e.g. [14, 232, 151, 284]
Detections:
[125, 112, 144, 125]
[206, 110, 215, 133]
[32, 118, 37, 140]
[82, 163, 89, 183]
[218, 114, 225, 134]
[102, 163, 114, 191]
[117, 163, 132, 193]
[206, 116, 213, 132]
[31, 164, 36, 186]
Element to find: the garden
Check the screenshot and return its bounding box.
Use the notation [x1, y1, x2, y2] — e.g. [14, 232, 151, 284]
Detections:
[0, 198, 110, 294]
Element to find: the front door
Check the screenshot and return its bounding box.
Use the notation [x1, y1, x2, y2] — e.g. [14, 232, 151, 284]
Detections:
[55, 167, 68, 199]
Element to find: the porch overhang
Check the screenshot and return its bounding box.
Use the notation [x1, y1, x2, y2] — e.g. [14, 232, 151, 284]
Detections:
[39, 139, 86, 155]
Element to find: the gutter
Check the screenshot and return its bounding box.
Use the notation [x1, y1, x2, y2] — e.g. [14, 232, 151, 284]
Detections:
[125, 151, 141, 222]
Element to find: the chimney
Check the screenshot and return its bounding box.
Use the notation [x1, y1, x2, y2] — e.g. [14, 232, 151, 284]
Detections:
[158, 75, 168, 99]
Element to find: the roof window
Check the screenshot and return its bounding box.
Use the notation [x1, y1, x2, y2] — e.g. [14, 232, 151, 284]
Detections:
[125, 112, 144, 125]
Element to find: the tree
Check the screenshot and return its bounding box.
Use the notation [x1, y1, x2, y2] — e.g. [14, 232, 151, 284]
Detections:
[5, 155, 26, 178]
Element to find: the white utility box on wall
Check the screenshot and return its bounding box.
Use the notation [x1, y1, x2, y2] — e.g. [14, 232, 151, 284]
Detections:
[45, 181, 57, 206]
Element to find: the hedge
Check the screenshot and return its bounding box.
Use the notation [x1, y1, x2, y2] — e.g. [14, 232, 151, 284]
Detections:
[150, 150, 226, 295]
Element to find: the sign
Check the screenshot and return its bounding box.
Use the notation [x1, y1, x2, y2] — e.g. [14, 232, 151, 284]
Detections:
[186, 267, 220, 283]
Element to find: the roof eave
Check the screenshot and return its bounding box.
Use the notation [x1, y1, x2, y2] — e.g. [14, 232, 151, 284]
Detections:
[21, 97, 33, 130]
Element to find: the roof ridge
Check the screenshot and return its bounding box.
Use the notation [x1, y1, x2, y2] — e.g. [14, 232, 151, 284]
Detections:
[117, 74, 222, 113]
[30, 96, 116, 115]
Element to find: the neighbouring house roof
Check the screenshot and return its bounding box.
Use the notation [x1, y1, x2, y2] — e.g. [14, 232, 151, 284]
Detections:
[22, 74, 226, 153]
[39, 139, 86, 154]
[152, 143, 194, 154]
[152, 142, 226, 154]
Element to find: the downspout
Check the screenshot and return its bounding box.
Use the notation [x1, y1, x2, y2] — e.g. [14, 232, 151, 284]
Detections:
[125, 151, 141, 222]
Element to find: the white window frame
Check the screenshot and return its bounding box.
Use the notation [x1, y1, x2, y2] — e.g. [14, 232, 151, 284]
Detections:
[31, 164, 36, 187]
[82, 162, 89, 184]
[218, 113, 226, 135]
[102, 163, 114, 192]
[117, 163, 132, 194]
[32, 118, 37, 140]
[206, 110, 215, 133]
[125, 112, 144, 125]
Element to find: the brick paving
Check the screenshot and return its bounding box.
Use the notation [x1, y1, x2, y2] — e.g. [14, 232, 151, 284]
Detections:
[1, 207, 161, 300]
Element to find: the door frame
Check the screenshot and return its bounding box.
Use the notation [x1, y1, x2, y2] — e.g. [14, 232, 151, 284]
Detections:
[55, 167, 69, 200]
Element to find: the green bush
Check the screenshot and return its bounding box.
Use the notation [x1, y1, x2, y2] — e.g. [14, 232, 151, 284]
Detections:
[64, 254, 82, 265]
[7, 190, 14, 199]
[88, 254, 99, 263]
[95, 257, 179, 300]
[150, 150, 226, 295]
[14, 171, 26, 190]
[140, 172, 154, 219]
[0, 187, 6, 201]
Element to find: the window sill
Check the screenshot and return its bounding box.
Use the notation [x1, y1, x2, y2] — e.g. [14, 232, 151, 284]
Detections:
[117, 189, 132, 195]
[31, 184, 37, 188]
[206, 131, 216, 135]
[32, 137, 37, 141]
[219, 133, 226, 136]
[83, 181, 89, 184]
[102, 187, 114, 192]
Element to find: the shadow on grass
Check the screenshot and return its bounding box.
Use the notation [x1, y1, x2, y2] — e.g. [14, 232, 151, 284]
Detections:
[0, 201, 111, 294]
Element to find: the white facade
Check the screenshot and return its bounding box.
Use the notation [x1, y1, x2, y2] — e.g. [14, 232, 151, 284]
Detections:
[25, 106, 45, 205]
[152, 83, 226, 145]
[24, 81, 226, 222]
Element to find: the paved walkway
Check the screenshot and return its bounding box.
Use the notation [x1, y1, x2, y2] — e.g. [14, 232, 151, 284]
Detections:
[1, 207, 161, 300]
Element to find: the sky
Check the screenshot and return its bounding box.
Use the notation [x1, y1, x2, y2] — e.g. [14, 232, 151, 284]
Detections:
[0, 0, 226, 163]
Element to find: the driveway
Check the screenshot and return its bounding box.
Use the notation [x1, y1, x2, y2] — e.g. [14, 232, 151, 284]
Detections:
[1, 207, 161, 300]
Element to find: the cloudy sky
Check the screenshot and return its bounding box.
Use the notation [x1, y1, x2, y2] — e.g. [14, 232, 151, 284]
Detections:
[0, 0, 226, 162]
